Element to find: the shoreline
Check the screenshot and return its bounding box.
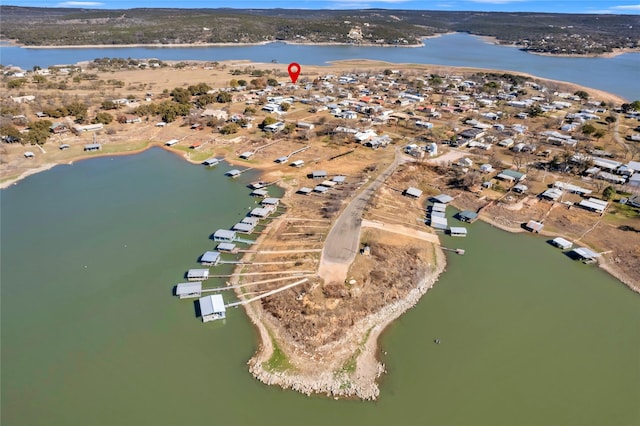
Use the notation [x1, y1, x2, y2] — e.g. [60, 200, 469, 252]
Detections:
[6, 32, 639, 58]
[470, 34, 640, 58]
[452, 201, 640, 294]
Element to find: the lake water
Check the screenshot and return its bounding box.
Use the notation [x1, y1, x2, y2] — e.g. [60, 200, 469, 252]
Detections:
[2, 148, 639, 426]
[1, 33, 639, 100]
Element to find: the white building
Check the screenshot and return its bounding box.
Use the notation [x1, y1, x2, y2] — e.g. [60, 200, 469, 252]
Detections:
[199, 294, 226, 322]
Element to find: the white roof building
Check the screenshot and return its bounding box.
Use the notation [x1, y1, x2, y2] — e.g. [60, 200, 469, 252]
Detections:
[199, 294, 226, 322]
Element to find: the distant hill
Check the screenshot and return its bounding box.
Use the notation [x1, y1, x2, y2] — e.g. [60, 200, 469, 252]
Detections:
[1, 6, 638, 55]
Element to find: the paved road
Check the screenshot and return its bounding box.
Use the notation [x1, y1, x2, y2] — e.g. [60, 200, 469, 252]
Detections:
[320, 148, 402, 267]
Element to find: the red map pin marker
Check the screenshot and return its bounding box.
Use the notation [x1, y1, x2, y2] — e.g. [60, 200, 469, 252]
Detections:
[288, 62, 301, 83]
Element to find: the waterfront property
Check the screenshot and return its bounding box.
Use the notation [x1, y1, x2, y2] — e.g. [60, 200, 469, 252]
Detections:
[213, 229, 236, 242]
[175, 282, 202, 299]
[200, 251, 221, 266]
[187, 269, 209, 281]
[199, 294, 226, 322]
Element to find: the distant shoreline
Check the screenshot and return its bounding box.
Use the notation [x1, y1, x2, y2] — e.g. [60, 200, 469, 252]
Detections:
[5, 32, 638, 58]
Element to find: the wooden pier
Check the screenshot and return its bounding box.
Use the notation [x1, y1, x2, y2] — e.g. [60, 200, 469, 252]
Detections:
[225, 278, 309, 308]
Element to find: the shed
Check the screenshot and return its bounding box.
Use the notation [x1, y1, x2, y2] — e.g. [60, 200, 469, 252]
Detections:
[541, 188, 563, 201]
[23, 151, 35, 158]
[200, 251, 221, 266]
[199, 294, 226, 322]
[432, 194, 454, 204]
[83, 143, 101, 151]
[332, 175, 346, 184]
[404, 187, 423, 198]
[321, 180, 337, 187]
[291, 160, 305, 168]
[449, 227, 468, 237]
[213, 229, 236, 242]
[297, 187, 313, 195]
[430, 216, 448, 230]
[551, 237, 573, 250]
[525, 220, 544, 233]
[175, 282, 202, 299]
[312, 170, 328, 179]
[457, 210, 478, 223]
[216, 242, 237, 252]
[313, 185, 330, 193]
[187, 269, 209, 281]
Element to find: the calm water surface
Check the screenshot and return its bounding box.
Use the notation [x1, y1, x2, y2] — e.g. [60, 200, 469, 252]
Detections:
[1, 33, 639, 99]
[1, 148, 638, 426]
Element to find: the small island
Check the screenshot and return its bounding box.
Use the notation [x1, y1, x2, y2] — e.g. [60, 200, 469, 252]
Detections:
[2, 57, 639, 399]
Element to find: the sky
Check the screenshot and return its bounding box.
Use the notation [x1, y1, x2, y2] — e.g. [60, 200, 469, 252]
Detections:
[3, 0, 640, 14]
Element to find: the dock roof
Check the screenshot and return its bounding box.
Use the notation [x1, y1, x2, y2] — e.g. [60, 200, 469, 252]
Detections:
[233, 222, 256, 232]
[458, 210, 478, 222]
[216, 242, 236, 252]
[430, 216, 448, 229]
[199, 294, 226, 316]
[449, 226, 468, 236]
[176, 282, 202, 297]
[200, 251, 220, 264]
[213, 229, 236, 240]
[187, 269, 209, 279]
[572, 247, 600, 260]
[432, 194, 454, 204]
[551, 237, 573, 250]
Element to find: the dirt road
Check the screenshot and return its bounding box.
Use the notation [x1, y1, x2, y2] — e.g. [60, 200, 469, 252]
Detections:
[318, 148, 402, 282]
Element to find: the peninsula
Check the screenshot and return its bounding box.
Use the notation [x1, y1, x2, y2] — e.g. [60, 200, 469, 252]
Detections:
[2, 58, 639, 399]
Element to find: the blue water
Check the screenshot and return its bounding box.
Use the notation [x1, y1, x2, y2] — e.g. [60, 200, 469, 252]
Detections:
[1, 33, 639, 100]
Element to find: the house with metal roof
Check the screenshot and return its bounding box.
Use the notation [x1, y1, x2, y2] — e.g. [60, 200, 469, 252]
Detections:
[199, 294, 226, 322]
[213, 229, 236, 242]
[175, 282, 202, 299]
[497, 169, 526, 182]
[187, 269, 209, 281]
[200, 251, 221, 266]
[578, 198, 608, 214]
